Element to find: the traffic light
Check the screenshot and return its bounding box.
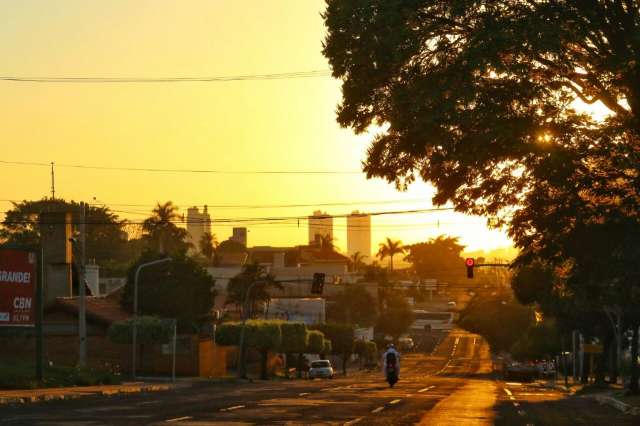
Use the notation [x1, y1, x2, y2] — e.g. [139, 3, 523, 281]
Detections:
[311, 273, 325, 294]
[465, 258, 475, 279]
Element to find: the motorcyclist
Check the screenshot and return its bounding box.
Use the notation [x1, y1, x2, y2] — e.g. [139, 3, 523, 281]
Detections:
[382, 343, 401, 379]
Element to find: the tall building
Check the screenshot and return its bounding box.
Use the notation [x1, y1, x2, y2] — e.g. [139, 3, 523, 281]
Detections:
[308, 210, 333, 245]
[347, 211, 371, 260]
[186, 205, 212, 252]
[230, 227, 247, 247]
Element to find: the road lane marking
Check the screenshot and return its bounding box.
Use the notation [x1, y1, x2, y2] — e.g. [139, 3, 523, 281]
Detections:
[518, 410, 527, 416]
[344, 417, 364, 425]
[418, 385, 435, 393]
[298, 392, 310, 396]
[220, 405, 245, 412]
[389, 399, 401, 405]
[165, 416, 192, 423]
[503, 388, 513, 396]
[513, 402, 520, 407]
[371, 406, 385, 413]
[509, 396, 516, 401]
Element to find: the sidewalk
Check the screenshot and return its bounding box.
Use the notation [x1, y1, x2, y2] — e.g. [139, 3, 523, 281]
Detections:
[0, 382, 174, 405]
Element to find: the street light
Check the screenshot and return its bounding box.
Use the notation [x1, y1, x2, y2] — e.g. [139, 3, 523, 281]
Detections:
[132, 257, 171, 379]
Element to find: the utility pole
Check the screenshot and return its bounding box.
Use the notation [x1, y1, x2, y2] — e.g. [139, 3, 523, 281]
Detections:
[50, 162, 55, 199]
[78, 202, 87, 367]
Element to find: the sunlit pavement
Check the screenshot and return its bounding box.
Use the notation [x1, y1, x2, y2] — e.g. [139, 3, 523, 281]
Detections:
[0, 330, 635, 425]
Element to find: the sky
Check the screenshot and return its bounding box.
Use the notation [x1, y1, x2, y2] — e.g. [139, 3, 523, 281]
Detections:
[0, 0, 514, 258]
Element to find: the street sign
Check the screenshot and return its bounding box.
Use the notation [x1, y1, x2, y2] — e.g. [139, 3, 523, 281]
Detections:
[0, 249, 37, 327]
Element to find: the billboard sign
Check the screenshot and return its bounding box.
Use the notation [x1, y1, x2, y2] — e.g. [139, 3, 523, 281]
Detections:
[0, 249, 36, 327]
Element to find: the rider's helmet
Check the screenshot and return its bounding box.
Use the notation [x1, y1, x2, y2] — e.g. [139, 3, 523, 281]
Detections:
[387, 343, 395, 350]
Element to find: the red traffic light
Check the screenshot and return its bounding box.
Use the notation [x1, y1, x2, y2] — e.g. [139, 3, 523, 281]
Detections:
[465, 258, 475, 267]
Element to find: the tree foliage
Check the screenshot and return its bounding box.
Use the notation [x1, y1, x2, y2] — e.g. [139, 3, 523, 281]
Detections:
[142, 201, 190, 255]
[328, 285, 378, 327]
[225, 262, 282, 318]
[307, 330, 326, 354]
[375, 293, 415, 342]
[108, 316, 172, 345]
[404, 235, 465, 280]
[311, 323, 355, 374]
[121, 252, 215, 330]
[0, 198, 131, 273]
[376, 237, 404, 271]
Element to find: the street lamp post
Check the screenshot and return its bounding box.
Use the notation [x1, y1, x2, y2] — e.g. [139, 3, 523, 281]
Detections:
[132, 257, 171, 379]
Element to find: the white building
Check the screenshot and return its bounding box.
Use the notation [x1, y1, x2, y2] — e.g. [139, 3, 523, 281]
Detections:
[186, 206, 212, 253]
[347, 211, 371, 261]
[308, 210, 333, 245]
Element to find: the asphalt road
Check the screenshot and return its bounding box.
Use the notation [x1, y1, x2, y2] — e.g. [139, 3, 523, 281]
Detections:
[0, 330, 635, 425]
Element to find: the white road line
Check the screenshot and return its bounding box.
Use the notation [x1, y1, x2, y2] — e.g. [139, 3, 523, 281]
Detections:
[165, 416, 192, 423]
[344, 417, 364, 425]
[371, 406, 385, 413]
[220, 405, 245, 412]
[513, 402, 520, 407]
[503, 388, 513, 396]
[509, 396, 516, 401]
[418, 385, 435, 393]
[389, 399, 401, 405]
[298, 392, 310, 396]
[518, 410, 527, 416]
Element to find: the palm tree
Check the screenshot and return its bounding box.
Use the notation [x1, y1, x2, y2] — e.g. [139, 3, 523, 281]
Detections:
[349, 251, 367, 272]
[142, 201, 184, 253]
[377, 237, 405, 272]
[199, 232, 218, 265]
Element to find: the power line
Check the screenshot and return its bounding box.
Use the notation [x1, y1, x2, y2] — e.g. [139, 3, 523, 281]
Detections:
[1, 207, 455, 225]
[0, 160, 360, 175]
[0, 69, 332, 84]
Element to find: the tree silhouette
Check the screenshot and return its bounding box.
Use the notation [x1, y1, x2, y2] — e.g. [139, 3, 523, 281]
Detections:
[199, 232, 217, 265]
[142, 201, 190, 255]
[377, 238, 404, 271]
[349, 251, 367, 272]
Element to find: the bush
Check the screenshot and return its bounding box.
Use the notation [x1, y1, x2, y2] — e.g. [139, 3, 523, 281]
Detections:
[108, 316, 172, 345]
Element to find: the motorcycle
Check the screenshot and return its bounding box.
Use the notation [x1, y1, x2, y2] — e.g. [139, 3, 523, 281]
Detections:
[386, 362, 398, 387]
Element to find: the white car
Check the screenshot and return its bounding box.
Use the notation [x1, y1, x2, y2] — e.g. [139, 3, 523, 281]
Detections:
[308, 360, 334, 379]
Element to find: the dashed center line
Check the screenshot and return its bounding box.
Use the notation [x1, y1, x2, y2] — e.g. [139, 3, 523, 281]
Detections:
[513, 402, 520, 407]
[418, 385, 435, 393]
[371, 406, 385, 413]
[220, 405, 245, 412]
[503, 388, 513, 396]
[298, 392, 310, 396]
[343, 417, 364, 425]
[389, 399, 401, 405]
[165, 416, 192, 423]
[518, 409, 527, 416]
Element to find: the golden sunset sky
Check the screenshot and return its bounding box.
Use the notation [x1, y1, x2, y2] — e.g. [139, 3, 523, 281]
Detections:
[0, 0, 515, 257]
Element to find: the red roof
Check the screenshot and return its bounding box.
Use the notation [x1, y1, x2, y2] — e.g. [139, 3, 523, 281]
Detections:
[45, 290, 129, 325]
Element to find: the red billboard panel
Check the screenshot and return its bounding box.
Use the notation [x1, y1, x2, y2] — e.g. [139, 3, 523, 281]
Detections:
[0, 249, 36, 327]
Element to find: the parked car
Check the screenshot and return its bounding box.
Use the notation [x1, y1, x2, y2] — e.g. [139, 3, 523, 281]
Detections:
[308, 360, 334, 379]
[504, 361, 539, 382]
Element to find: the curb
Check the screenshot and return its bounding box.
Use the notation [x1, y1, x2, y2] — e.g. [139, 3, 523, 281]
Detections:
[0, 384, 171, 406]
[589, 394, 640, 416]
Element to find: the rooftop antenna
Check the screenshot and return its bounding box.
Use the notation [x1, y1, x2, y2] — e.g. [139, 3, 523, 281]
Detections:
[50, 162, 55, 200]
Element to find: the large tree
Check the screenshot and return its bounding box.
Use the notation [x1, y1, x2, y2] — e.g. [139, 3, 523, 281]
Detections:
[225, 262, 283, 318]
[120, 252, 216, 330]
[324, 0, 640, 391]
[0, 198, 130, 273]
[328, 285, 378, 327]
[404, 235, 465, 281]
[142, 201, 190, 255]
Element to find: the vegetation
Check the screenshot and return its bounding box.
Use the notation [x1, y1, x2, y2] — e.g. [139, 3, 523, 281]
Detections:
[199, 232, 217, 265]
[120, 252, 216, 330]
[458, 295, 534, 354]
[323, 0, 640, 392]
[348, 251, 367, 272]
[225, 262, 282, 318]
[310, 323, 355, 375]
[142, 201, 190, 255]
[404, 236, 465, 281]
[216, 320, 329, 380]
[376, 237, 404, 271]
[108, 316, 172, 345]
[0, 361, 121, 390]
[328, 285, 377, 328]
[375, 293, 414, 343]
